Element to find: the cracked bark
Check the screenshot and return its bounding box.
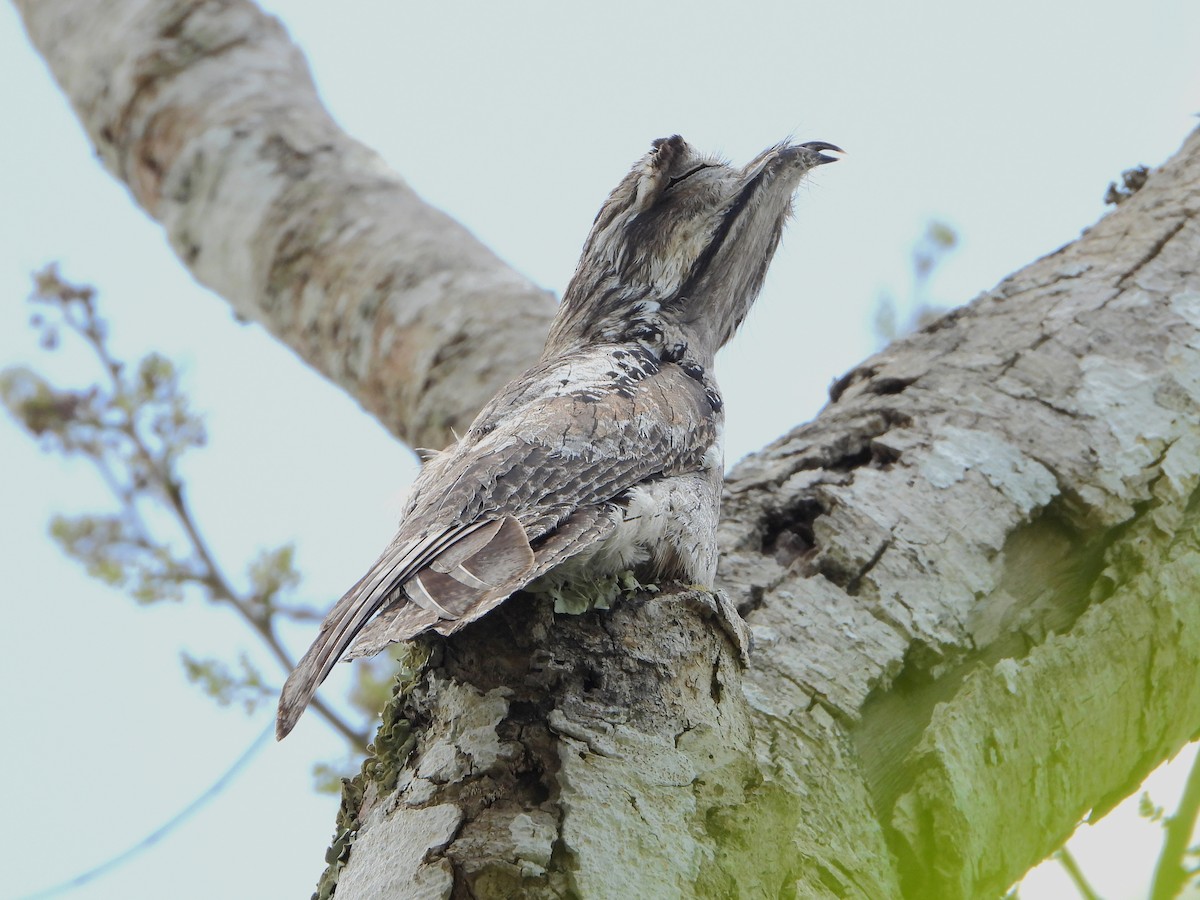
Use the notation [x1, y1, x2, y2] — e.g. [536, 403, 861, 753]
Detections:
[15, 1, 1200, 897]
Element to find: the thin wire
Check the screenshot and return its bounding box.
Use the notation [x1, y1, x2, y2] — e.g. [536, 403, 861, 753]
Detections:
[17, 721, 276, 899]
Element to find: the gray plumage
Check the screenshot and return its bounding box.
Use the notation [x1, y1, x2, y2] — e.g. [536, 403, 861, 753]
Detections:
[276, 135, 840, 739]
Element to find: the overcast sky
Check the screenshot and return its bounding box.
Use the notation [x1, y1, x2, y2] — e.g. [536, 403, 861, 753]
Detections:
[2, 1, 1198, 898]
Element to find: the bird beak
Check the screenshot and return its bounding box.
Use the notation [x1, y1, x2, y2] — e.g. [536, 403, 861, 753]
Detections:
[798, 141, 845, 165]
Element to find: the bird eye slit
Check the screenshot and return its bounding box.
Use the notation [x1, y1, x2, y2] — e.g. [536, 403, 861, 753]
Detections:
[665, 164, 712, 191]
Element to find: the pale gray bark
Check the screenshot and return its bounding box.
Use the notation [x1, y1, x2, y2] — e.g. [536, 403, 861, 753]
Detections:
[721, 126, 1200, 896]
[15, 0, 556, 451]
[15, 1, 1200, 897]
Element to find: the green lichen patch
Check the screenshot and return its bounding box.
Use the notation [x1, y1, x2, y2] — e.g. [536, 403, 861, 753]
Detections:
[527, 568, 658, 615]
[313, 643, 431, 898]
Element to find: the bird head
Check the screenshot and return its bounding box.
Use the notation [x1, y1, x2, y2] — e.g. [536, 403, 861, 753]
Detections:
[544, 135, 841, 362]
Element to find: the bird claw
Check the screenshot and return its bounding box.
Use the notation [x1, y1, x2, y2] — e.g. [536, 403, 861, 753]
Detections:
[683, 589, 753, 665]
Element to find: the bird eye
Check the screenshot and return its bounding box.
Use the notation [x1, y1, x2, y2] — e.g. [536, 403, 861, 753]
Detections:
[665, 164, 712, 191]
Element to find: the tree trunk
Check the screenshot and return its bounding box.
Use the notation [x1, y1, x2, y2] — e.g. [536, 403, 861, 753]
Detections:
[16, 0, 1200, 897]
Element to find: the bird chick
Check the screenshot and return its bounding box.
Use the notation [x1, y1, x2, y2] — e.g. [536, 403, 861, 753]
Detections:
[276, 135, 840, 739]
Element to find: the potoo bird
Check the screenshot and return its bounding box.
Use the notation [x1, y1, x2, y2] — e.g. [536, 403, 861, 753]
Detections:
[276, 135, 841, 739]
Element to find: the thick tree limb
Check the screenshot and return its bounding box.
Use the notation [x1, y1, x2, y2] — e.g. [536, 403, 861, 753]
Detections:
[16, 0, 1200, 896]
[326, 131, 1200, 900]
[326, 127, 1200, 896]
[15, 0, 556, 451]
[720, 126, 1200, 896]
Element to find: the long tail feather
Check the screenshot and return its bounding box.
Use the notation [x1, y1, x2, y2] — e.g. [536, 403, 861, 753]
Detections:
[275, 516, 534, 739]
[347, 515, 536, 654]
[275, 567, 388, 740]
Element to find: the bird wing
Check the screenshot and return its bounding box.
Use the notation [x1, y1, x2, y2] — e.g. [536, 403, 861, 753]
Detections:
[276, 347, 718, 738]
[343, 503, 618, 660]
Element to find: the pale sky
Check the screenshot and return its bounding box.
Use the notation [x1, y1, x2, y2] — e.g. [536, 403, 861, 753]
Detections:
[2, 2, 1198, 898]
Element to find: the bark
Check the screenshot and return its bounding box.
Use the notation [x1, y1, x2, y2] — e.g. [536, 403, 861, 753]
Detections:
[15, 0, 556, 451]
[722, 128, 1200, 896]
[16, 1, 1200, 897]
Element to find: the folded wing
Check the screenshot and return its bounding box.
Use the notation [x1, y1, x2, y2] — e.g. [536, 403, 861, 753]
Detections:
[276, 349, 717, 739]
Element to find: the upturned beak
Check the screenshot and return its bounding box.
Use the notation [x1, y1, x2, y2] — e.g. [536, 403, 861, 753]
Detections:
[799, 141, 845, 165]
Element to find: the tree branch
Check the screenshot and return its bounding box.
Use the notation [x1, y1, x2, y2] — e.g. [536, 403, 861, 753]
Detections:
[16, 0, 1200, 895]
[720, 126, 1200, 897]
[15, 0, 556, 451]
[1150, 749, 1200, 900]
[46, 275, 372, 753]
[1055, 848, 1102, 900]
[330, 125, 1200, 898]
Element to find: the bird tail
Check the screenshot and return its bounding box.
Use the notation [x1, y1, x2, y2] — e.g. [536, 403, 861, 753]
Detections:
[275, 566, 388, 740]
[275, 515, 537, 740]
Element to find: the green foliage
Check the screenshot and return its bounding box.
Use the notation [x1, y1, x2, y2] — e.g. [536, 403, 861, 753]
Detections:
[527, 566, 658, 615]
[181, 651, 272, 713]
[1140, 791, 1166, 824]
[49, 512, 195, 603]
[2, 265, 373, 771]
[1147, 748, 1200, 900]
[311, 759, 357, 796]
[246, 543, 304, 620]
[912, 220, 958, 283]
[0, 272, 206, 486]
[347, 655, 400, 728]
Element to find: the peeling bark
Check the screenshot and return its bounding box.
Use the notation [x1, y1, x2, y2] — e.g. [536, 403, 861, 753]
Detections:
[14, 1, 1200, 897]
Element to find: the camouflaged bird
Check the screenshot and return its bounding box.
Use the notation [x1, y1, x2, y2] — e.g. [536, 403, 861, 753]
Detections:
[276, 135, 841, 739]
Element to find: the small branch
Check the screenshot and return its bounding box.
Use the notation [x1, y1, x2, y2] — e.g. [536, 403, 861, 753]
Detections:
[52, 288, 370, 754]
[1054, 847, 1103, 900]
[1150, 745, 1200, 900]
[166, 474, 370, 752]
